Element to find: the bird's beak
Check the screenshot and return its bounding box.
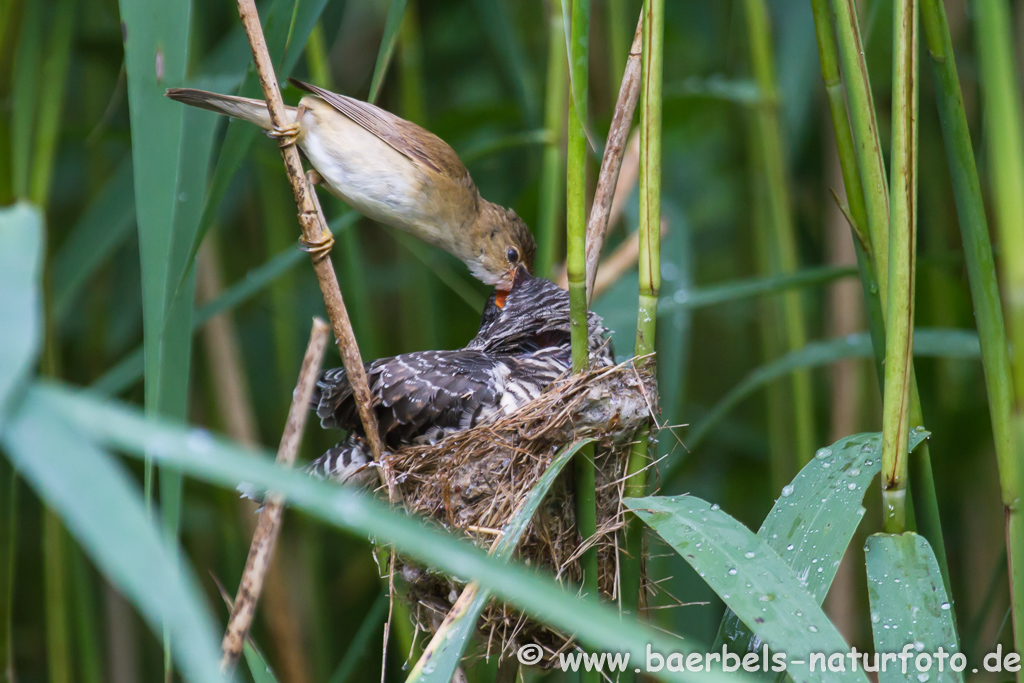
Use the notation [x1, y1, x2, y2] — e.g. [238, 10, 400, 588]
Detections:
[494, 265, 530, 308]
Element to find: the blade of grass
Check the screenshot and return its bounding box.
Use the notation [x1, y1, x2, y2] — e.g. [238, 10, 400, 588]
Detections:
[714, 431, 929, 657]
[921, 0, 1020, 655]
[865, 533, 963, 683]
[36, 382, 758, 683]
[744, 0, 815, 473]
[28, 0, 75, 207]
[8, 0, 42, 200]
[974, 0, 1024, 659]
[0, 202, 43, 683]
[327, 591, 388, 683]
[534, 0, 566, 279]
[880, 0, 918, 534]
[367, 0, 409, 104]
[627, 494, 870, 683]
[406, 439, 594, 683]
[2, 403, 225, 683]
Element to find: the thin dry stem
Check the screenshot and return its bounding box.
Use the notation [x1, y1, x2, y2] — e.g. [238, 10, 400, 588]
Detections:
[197, 240, 311, 683]
[584, 15, 644, 302]
[219, 318, 330, 674]
[556, 131, 640, 292]
[234, 0, 388, 487]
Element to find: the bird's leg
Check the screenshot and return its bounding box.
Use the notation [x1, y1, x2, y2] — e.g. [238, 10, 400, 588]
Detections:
[298, 169, 334, 262]
[268, 102, 307, 148]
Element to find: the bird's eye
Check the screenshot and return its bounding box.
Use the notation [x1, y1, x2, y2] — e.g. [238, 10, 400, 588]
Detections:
[506, 246, 520, 264]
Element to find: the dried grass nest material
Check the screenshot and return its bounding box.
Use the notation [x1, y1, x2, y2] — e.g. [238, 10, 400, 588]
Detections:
[373, 356, 658, 661]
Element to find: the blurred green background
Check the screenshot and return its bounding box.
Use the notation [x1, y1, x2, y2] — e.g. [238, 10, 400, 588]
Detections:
[0, 0, 1015, 680]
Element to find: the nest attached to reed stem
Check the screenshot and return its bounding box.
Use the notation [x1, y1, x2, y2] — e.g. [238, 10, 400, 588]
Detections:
[376, 356, 658, 663]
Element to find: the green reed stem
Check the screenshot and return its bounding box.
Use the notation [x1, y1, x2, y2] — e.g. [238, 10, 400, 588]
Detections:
[829, 0, 891, 296]
[922, 0, 1019, 570]
[43, 510, 70, 683]
[969, 0, 1024, 661]
[566, 4, 598, 677]
[620, 4, 663, 674]
[28, 0, 74, 206]
[809, 0, 886, 382]
[535, 0, 567, 278]
[820, 0, 950, 576]
[0, 460, 15, 683]
[881, 0, 918, 534]
[744, 0, 815, 471]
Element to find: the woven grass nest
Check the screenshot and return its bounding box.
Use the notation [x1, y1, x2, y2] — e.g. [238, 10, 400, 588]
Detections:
[374, 355, 658, 662]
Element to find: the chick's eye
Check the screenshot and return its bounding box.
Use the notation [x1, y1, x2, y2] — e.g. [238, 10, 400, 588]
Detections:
[506, 247, 520, 263]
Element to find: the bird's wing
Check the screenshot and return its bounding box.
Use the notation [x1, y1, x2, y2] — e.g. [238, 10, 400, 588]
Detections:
[313, 350, 503, 446]
[289, 78, 471, 183]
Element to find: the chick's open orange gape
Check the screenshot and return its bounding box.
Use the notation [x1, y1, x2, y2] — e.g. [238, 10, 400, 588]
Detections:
[166, 79, 535, 297]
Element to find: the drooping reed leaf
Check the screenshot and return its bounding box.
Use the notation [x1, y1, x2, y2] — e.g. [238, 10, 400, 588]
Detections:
[865, 533, 963, 683]
[1, 401, 225, 683]
[0, 203, 43, 425]
[34, 382, 755, 683]
[626, 494, 870, 683]
[0, 202, 43, 683]
[714, 431, 929, 661]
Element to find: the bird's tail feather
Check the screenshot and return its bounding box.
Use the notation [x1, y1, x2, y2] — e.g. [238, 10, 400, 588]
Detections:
[165, 88, 294, 130]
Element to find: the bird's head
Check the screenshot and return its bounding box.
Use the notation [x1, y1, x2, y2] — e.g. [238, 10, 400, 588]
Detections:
[470, 204, 536, 307]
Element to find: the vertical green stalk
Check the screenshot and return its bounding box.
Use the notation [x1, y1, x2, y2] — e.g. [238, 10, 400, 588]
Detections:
[881, 0, 918, 534]
[566, 6, 598, 681]
[535, 0, 567, 279]
[744, 0, 815, 469]
[829, 0, 891, 295]
[809, 0, 886, 380]
[608, 0, 629, 91]
[968, 0, 1024, 659]
[922, 0, 1019, 574]
[43, 510, 70, 683]
[824, 0, 950, 578]
[566, 0, 591, 375]
[0, 461, 15, 683]
[28, 0, 74, 206]
[620, 5, 662, 679]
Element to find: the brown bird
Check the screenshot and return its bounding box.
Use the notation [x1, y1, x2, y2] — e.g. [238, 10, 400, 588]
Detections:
[166, 79, 535, 296]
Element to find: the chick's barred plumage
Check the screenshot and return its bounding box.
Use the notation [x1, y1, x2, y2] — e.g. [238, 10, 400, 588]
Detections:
[308, 270, 613, 485]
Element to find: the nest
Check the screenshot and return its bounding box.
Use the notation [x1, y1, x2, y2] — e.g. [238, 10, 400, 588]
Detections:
[373, 356, 658, 663]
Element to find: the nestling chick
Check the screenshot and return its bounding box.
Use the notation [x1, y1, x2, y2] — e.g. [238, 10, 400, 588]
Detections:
[166, 79, 535, 294]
